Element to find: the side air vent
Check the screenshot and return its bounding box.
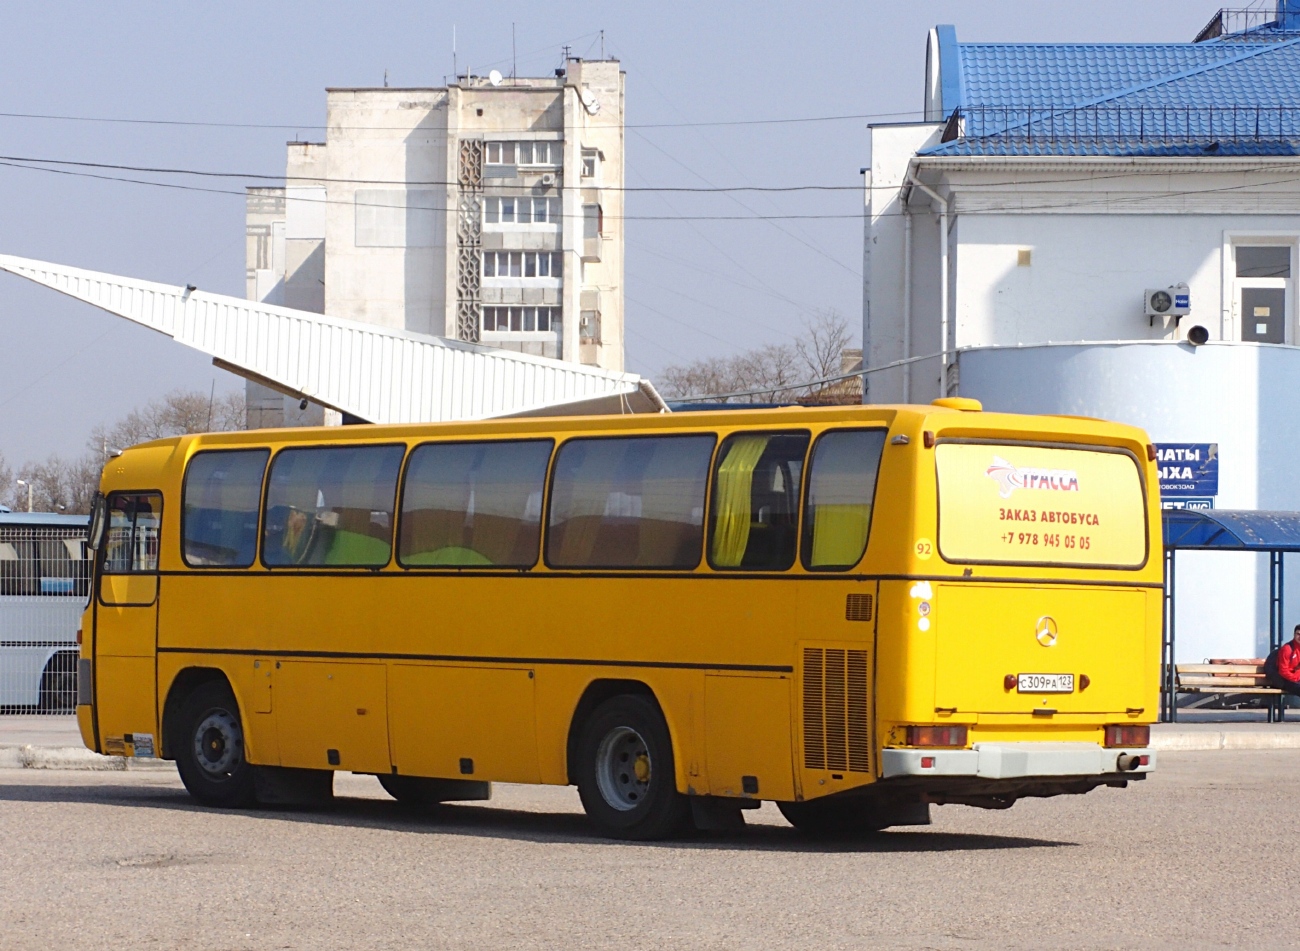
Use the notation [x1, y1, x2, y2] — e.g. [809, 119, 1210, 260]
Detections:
[802, 647, 871, 773]
[845, 593, 873, 622]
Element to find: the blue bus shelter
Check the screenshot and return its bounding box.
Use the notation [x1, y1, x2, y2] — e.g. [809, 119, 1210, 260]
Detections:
[1161, 509, 1300, 722]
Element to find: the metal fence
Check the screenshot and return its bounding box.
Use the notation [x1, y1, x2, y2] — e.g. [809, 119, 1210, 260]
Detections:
[1195, 9, 1294, 43]
[0, 524, 90, 713]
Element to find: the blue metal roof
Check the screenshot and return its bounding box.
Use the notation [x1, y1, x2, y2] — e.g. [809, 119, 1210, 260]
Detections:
[956, 44, 1248, 109]
[922, 11, 1300, 158]
[1163, 509, 1300, 551]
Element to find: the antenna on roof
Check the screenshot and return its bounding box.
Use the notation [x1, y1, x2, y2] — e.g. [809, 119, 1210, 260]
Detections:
[512, 22, 517, 80]
[452, 24, 457, 82]
[600, 29, 605, 59]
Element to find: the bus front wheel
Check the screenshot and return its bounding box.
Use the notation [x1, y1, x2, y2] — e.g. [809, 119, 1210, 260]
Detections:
[575, 695, 689, 841]
[173, 680, 255, 808]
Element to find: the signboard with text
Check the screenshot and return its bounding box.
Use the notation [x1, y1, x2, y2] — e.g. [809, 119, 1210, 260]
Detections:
[1156, 443, 1218, 509]
[935, 443, 1148, 568]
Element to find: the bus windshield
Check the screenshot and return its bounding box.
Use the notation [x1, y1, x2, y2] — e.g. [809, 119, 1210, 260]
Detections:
[935, 440, 1148, 569]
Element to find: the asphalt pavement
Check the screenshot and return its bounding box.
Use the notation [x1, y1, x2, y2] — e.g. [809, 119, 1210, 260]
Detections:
[0, 749, 1296, 950]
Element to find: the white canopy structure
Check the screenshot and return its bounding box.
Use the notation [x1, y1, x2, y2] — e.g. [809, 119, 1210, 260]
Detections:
[0, 254, 666, 424]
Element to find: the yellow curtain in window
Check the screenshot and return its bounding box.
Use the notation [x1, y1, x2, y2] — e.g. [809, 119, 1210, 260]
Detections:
[711, 436, 769, 567]
[811, 504, 872, 568]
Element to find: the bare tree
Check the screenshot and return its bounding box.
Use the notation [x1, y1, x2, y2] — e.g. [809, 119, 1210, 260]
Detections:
[0, 451, 14, 511]
[89, 388, 245, 457]
[658, 309, 859, 404]
[0, 387, 248, 515]
[796, 308, 855, 383]
[11, 456, 84, 514]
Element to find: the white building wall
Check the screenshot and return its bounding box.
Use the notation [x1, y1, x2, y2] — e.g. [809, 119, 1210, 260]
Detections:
[323, 89, 449, 336]
[864, 123, 943, 403]
[951, 213, 1300, 350]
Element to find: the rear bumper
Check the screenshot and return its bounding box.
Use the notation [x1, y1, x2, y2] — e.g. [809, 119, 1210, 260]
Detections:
[881, 742, 1155, 780]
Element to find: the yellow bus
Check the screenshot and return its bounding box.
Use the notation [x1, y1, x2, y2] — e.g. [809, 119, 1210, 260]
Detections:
[77, 399, 1160, 839]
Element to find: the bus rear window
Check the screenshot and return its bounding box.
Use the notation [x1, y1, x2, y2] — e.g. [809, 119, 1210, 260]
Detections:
[935, 441, 1148, 569]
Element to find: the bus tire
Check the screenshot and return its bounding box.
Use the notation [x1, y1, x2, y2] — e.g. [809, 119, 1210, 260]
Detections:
[37, 651, 78, 713]
[173, 680, 255, 808]
[777, 797, 888, 838]
[575, 694, 690, 841]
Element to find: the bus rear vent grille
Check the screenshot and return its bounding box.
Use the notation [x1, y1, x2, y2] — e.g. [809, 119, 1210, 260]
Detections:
[802, 647, 871, 773]
[844, 594, 873, 622]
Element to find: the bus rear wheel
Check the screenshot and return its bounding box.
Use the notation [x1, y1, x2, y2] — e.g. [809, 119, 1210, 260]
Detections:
[575, 695, 689, 841]
[173, 680, 255, 808]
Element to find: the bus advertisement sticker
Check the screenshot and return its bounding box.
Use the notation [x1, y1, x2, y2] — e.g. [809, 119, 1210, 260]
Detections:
[131, 733, 155, 758]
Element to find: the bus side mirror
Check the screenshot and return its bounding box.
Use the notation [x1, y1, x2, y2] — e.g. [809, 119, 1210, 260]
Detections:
[87, 494, 107, 551]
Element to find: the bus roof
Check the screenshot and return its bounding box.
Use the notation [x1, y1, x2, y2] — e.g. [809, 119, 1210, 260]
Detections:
[116, 402, 1151, 458]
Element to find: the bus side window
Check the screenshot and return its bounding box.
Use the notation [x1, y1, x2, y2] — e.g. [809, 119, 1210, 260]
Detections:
[547, 435, 715, 570]
[183, 449, 269, 568]
[103, 494, 162, 574]
[262, 445, 404, 568]
[709, 432, 810, 571]
[801, 429, 887, 571]
[0, 535, 36, 595]
[399, 439, 553, 568]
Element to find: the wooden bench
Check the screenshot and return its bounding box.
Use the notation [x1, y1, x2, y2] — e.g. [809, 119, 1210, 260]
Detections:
[1174, 658, 1288, 718]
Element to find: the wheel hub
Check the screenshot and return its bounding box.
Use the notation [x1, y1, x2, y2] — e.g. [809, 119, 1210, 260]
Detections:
[595, 725, 651, 812]
[193, 709, 241, 778]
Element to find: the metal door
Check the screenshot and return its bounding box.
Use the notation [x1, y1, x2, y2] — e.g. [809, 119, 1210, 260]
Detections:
[1241, 287, 1287, 343]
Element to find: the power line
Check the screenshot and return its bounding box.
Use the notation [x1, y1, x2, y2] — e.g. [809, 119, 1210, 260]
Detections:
[1, 149, 1284, 194]
[0, 158, 869, 220]
[0, 106, 922, 134]
[4, 152, 1298, 224]
[0, 152, 864, 193]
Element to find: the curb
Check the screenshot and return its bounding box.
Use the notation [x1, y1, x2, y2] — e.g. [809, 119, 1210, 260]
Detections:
[1151, 731, 1300, 752]
[0, 745, 172, 771]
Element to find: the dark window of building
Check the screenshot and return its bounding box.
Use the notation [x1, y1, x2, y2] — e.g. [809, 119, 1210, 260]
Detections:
[400, 440, 552, 568]
[709, 432, 810, 571]
[1236, 246, 1291, 278]
[547, 435, 715, 569]
[263, 445, 404, 567]
[183, 450, 269, 568]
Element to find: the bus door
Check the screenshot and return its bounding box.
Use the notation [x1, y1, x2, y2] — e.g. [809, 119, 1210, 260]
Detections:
[96, 492, 162, 755]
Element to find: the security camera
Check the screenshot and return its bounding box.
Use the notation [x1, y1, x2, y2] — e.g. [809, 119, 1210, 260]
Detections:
[299, 398, 309, 410]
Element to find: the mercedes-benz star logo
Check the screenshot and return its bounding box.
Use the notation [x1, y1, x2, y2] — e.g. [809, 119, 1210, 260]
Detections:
[1036, 616, 1059, 647]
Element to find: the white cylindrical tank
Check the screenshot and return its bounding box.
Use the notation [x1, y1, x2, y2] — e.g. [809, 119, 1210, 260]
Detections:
[959, 340, 1300, 663]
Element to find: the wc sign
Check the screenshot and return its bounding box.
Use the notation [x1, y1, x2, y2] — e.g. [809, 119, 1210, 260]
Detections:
[1155, 443, 1218, 509]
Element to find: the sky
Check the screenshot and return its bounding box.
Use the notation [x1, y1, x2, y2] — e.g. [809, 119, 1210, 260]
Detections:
[0, 0, 1222, 466]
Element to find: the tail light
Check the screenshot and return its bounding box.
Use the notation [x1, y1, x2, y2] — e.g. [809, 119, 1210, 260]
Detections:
[1104, 724, 1150, 748]
[905, 725, 968, 747]
[76, 629, 82, 646]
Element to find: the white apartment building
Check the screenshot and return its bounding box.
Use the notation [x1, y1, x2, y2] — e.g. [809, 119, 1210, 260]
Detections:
[246, 57, 625, 426]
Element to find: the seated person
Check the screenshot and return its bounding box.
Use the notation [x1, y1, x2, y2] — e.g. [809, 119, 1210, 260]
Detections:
[1266, 624, 1300, 697]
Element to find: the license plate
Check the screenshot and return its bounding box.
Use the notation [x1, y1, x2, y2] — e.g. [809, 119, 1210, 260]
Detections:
[1017, 673, 1074, 694]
